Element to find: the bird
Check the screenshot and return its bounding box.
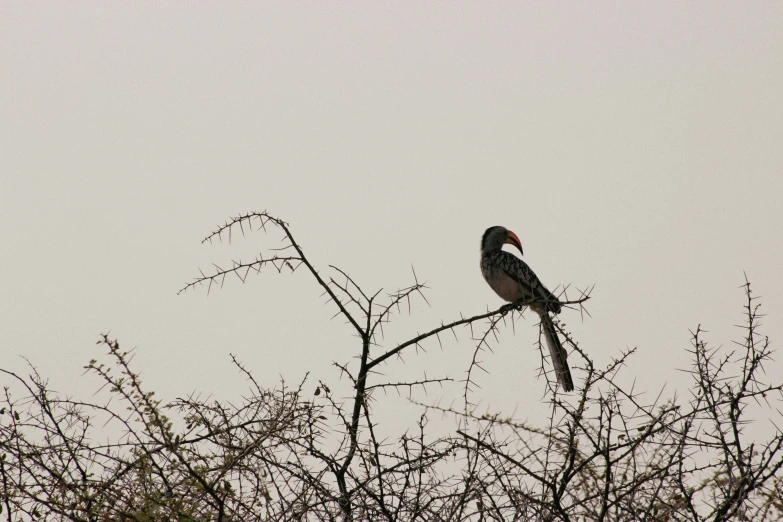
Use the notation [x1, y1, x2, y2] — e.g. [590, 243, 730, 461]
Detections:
[480, 226, 574, 392]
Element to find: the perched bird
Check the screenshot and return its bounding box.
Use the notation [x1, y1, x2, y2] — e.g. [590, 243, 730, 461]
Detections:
[480, 226, 574, 391]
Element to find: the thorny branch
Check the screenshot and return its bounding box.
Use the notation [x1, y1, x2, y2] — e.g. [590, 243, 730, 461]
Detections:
[2, 211, 782, 521]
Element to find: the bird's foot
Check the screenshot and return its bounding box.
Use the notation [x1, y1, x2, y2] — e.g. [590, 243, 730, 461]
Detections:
[500, 303, 521, 314]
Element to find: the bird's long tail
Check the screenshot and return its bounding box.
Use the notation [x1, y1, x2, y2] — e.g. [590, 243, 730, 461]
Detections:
[540, 314, 574, 392]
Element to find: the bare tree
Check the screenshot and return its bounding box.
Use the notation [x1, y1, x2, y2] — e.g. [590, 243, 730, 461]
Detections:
[1, 211, 781, 521]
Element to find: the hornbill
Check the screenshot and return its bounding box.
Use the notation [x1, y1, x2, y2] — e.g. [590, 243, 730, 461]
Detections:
[480, 226, 574, 392]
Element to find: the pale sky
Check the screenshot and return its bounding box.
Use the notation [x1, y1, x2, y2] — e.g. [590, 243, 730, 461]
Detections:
[2, 3, 782, 434]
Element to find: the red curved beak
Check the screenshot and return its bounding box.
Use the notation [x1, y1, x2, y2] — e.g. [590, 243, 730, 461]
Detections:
[504, 231, 524, 256]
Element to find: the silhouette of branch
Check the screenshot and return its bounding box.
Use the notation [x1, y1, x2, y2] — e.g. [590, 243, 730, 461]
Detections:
[5, 209, 782, 521]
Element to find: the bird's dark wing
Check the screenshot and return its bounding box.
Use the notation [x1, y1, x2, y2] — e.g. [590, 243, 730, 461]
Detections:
[500, 253, 561, 313]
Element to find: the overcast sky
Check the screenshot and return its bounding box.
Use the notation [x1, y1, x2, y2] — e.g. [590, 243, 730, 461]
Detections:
[2, 2, 782, 435]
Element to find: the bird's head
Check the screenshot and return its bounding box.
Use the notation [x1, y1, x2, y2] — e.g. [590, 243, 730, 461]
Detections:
[481, 226, 524, 256]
